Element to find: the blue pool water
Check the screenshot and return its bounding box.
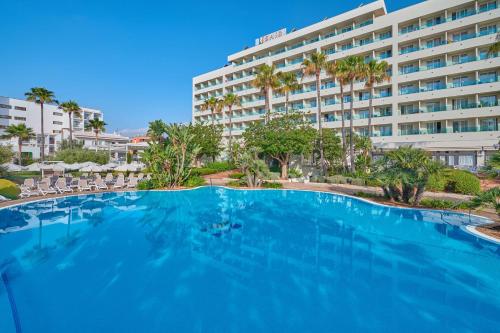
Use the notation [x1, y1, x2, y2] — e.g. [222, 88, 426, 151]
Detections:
[0, 187, 499, 333]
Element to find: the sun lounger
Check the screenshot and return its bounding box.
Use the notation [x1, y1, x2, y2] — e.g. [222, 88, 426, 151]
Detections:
[113, 178, 125, 189]
[127, 177, 138, 188]
[77, 179, 92, 192]
[137, 173, 144, 180]
[38, 182, 57, 196]
[55, 178, 73, 194]
[93, 178, 109, 191]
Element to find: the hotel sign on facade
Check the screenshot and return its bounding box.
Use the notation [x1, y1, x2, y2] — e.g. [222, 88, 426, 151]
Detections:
[255, 28, 287, 46]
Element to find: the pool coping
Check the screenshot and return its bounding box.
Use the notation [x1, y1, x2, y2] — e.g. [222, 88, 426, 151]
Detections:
[1, 185, 498, 244]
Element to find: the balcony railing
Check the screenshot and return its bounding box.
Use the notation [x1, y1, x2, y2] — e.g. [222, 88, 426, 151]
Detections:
[399, 77, 499, 96]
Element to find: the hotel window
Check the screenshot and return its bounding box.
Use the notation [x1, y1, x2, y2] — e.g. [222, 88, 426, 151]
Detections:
[426, 37, 443, 48]
[379, 31, 391, 40]
[452, 8, 472, 20]
[479, 1, 497, 12]
[400, 24, 417, 34]
[458, 155, 474, 167]
[426, 102, 443, 112]
[401, 104, 417, 114]
[426, 80, 443, 91]
[341, 43, 353, 51]
[341, 26, 352, 33]
[0, 104, 12, 109]
[14, 117, 26, 121]
[452, 76, 470, 87]
[480, 72, 498, 83]
[401, 64, 417, 74]
[425, 16, 443, 27]
[452, 98, 470, 109]
[14, 106, 27, 111]
[480, 95, 497, 107]
[0, 115, 12, 119]
[480, 118, 498, 131]
[452, 120, 470, 133]
[53, 121, 63, 125]
[451, 54, 471, 65]
[479, 24, 497, 36]
[53, 112, 63, 116]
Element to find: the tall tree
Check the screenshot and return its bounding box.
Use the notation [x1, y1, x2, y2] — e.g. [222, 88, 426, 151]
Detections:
[201, 96, 222, 126]
[222, 93, 241, 160]
[301, 52, 329, 176]
[190, 123, 223, 163]
[86, 118, 107, 152]
[243, 113, 316, 179]
[252, 64, 280, 123]
[25, 87, 56, 162]
[276, 71, 300, 115]
[1, 124, 35, 165]
[364, 60, 390, 137]
[326, 61, 348, 171]
[58, 100, 82, 148]
[342, 56, 365, 173]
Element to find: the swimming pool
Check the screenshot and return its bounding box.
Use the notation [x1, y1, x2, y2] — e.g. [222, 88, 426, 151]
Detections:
[0, 187, 499, 332]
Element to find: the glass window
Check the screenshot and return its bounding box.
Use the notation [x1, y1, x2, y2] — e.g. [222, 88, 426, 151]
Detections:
[479, 72, 498, 83]
[458, 155, 474, 167]
[480, 95, 497, 107]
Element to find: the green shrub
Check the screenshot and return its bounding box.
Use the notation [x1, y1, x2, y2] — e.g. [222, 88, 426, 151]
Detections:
[310, 176, 326, 183]
[419, 198, 455, 209]
[427, 173, 447, 192]
[227, 180, 245, 187]
[365, 178, 382, 187]
[52, 148, 109, 164]
[350, 178, 366, 186]
[354, 191, 380, 199]
[444, 170, 481, 195]
[229, 172, 245, 179]
[192, 168, 218, 176]
[269, 172, 281, 180]
[0, 179, 20, 199]
[205, 161, 235, 172]
[137, 179, 155, 190]
[288, 168, 303, 178]
[269, 165, 281, 173]
[184, 175, 206, 187]
[262, 182, 283, 189]
[326, 175, 347, 184]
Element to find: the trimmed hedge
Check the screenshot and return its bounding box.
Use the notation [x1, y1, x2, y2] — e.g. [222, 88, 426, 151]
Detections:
[445, 170, 480, 195]
[205, 161, 235, 172]
[326, 175, 347, 184]
[192, 168, 218, 176]
[0, 179, 20, 199]
[262, 182, 283, 189]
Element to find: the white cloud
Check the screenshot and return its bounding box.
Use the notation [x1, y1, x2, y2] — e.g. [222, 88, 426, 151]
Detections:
[115, 128, 148, 138]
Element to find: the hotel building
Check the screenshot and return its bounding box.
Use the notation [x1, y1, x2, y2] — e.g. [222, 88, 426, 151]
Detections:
[0, 96, 130, 161]
[192, 0, 500, 168]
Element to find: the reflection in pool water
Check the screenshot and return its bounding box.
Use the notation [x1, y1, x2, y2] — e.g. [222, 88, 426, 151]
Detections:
[0, 187, 499, 333]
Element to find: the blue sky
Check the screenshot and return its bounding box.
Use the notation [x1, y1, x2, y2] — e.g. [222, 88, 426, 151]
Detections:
[1, 0, 420, 136]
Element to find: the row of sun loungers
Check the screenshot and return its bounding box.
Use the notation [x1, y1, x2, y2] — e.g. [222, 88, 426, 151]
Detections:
[19, 173, 149, 198]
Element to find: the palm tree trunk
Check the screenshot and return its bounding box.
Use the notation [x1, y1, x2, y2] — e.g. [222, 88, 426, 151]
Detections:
[211, 109, 215, 127]
[285, 91, 289, 115]
[40, 102, 45, 162]
[368, 86, 374, 138]
[316, 72, 325, 176]
[265, 87, 271, 123]
[228, 107, 233, 161]
[69, 112, 73, 148]
[95, 132, 99, 152]
[18, 138, 22, 165]
[340, 85, 347, 171]
[349, 82, 355, 173]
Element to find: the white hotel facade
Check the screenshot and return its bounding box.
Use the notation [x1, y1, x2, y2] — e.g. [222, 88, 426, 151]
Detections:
[192, 0, 500, 168]
[0, 96, 130, 161]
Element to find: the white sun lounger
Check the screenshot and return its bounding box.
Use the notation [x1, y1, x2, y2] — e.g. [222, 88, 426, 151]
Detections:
[78, 179, 92, 192]
[113, 178, 125, 189]
[38, 182, 57, 196]
[93, 178, 109, 191]
[127, 177, 138, 188]
[55, 178, 73, 194]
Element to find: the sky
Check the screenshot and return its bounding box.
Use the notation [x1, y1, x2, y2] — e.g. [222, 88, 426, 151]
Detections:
[1, 0, 420, 137]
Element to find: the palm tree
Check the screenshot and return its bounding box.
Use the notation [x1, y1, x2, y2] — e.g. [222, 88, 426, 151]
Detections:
[86, 118, 107, 152]
[342, 56, 365, 173]
[223, 93, 241, 160]
[276, 72, 300, 114]
[1, 124, 35, 165]
[25, 87, 56, 162]
[147, 120, 166, 142]
[252, 64, 280, 123]
[364, 60, 390, 137]
[488, 38, 500, 55]
[326, 61, 348, 171]
[201, 96, 221, 126]
[58, 100, 82, 148]
[301, 52, 329, 175]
